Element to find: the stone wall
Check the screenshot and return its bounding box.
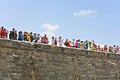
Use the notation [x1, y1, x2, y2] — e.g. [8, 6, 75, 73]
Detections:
[0, 39, 120, 80]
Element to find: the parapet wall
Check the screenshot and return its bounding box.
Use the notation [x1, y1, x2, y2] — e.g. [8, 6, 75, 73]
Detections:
[0, 39, 120, 80]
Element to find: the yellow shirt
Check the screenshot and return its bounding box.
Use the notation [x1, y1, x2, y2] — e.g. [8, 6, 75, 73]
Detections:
[27, 35, 31, 41]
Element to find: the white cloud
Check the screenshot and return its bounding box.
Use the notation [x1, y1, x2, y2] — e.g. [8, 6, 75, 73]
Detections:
[74, 9, 98, 17]
[42, 23, 59, 32]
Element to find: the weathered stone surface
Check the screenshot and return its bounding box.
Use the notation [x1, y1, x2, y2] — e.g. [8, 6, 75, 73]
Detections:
[0, 39, 120, 80]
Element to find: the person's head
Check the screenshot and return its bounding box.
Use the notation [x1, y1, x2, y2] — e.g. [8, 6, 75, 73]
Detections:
[98, 45, 100, 47]
[15, 30, 17, 33]
[37, 34, 40, 36]
[10, 31, 12, 33]
[76, 40, 78, 42]
[19, 31, 22, 34]
[52, 36, 54, 39]
[13, 28, 15, 31]
[1, 26, 4, 29]
[73, 39, 75, 41]
[59, 36, 61, 39]
[28, 34, 30, 36]
[34, 33, 36, 35]
[113, 45, 116, 47]
[44, 34, 47, 37]
[4, 28, 6, 31]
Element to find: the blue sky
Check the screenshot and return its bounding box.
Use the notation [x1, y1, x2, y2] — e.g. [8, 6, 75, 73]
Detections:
[0, 0, 120, 46]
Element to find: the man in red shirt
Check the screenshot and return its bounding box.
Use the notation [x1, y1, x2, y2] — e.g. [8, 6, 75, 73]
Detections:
[0, 26, 4, 38]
